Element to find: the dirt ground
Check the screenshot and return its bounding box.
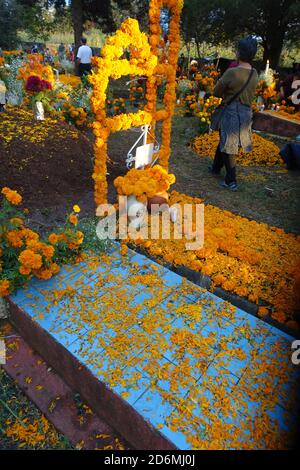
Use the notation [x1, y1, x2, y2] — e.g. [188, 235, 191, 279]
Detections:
[170, 116, 300, 234]
[0, 109, 94, 231]
[0, 109, 299, 234]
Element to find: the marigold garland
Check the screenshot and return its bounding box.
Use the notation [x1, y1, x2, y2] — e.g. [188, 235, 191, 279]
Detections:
[89, 18, 158, 206]
[147, 0, 184, 169]
[89, 1, 183, 207]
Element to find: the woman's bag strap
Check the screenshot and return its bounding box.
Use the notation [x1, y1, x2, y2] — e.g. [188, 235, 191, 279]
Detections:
[227, 67, 254, 105]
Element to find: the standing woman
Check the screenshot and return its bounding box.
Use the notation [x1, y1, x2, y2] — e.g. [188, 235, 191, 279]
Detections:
[210, 37, 259, 191]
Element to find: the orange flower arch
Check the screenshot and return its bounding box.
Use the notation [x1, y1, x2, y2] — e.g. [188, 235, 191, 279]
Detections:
[90, 0, 183, 206]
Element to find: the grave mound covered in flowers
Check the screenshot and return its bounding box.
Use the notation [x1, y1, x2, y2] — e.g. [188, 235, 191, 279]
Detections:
[0, 107, 93, 209]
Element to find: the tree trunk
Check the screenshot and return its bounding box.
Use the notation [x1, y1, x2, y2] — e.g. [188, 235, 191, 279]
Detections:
[262, 3, 287, 70]
[268, 39, 285, 70]
[71, 0, 84, 75]
[186, 42, 191, 78]
[263, 33, 285, 70]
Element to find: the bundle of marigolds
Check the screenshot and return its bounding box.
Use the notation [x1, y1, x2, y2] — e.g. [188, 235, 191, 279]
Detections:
[255, 79, 279, 107]
[17, 54, 54, 85]
[182, 94, 198, 116]
[114, 165, 176, 202]
[62, 102, 87, 127]
[180, 93, 221, 126]
[195, 96, 222, 133]
[0, 188, 84, 297]
[194, 72, 216, 96]
[192, 131, 282, 166]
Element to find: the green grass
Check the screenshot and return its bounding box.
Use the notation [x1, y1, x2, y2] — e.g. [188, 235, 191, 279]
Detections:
[19, 28, 106, 48]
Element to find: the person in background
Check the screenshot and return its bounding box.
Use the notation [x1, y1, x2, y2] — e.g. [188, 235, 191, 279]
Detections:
[280, 63, 300, 109]
[44, 48, 53, 65]
[58, 42, 65, 61]
[178, 53, 185, 76]
[209, 37, 259, 191]
[189, 59, 198, 79]
[69, 43, 75, 62]
[31, 44, 39, 54]
[0, 79, 6, 112]
[77, 37, 92, 78]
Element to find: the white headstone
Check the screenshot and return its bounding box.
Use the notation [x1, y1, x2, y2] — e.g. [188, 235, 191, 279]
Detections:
[135, 143, 154, 169]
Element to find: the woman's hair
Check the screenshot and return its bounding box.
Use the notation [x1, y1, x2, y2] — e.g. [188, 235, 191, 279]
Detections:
[237, 37, 258, 63]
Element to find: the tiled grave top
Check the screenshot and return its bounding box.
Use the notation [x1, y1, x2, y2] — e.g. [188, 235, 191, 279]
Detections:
[10, 244, 299, 449]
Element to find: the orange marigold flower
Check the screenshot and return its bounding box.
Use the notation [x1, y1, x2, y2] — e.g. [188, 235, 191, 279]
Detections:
[271, 310, 286, 323]
[213, 274, 226, 285]
[1, 187, 22, 205]
[67, 242, 78, 250]
[75, 253, 85, 263]
[50, 263, 60, 274]
[48, 233, 59, 245]
[222, 280, 236, 291]
[76, 231, 84, 245]
[6, 230, 23, 248]
[258, 306, 269, 317]
[69, 214, 78, 225]
[0, 279, 10, 296]
[18, 249, 42, 270]
[19, 266, 31, 276]
[21, 228, 39, 244]
[40, 244, 55, 260]
[34, 268, 53, 280]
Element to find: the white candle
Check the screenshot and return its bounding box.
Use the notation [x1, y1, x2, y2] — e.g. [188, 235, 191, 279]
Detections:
[265, 60, 269, 75]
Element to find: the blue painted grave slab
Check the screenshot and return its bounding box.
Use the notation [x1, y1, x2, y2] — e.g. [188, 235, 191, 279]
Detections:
[10, 245, 299, 450]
